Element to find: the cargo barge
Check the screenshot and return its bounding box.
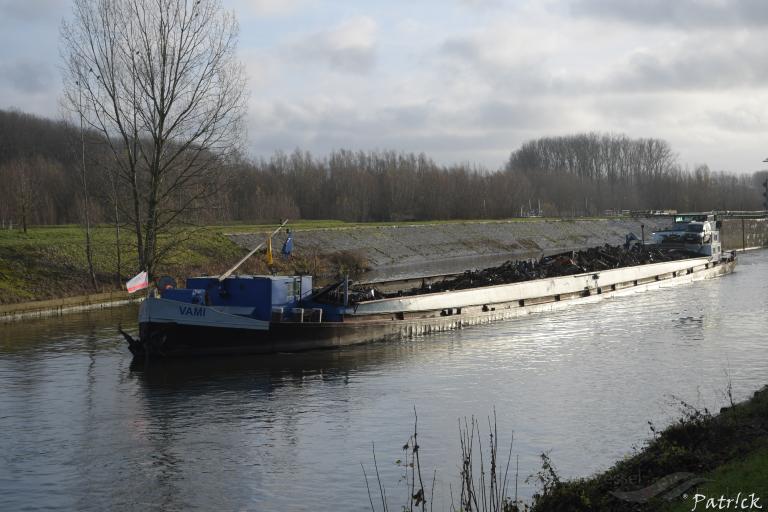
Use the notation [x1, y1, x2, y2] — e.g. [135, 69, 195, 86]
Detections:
[125, 221, 736, 358]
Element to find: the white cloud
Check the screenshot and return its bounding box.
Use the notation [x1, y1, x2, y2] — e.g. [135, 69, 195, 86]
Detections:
[0, 60, 54, 94]
[571, 0, 768, 29]
[289, 16, 378, 74]
[708, 103, 768, 134]
[604, 32, 768, 92]
[3, 0, 768, 174]
[0, 0, 65, 25]
[459, 0, 507, 10]
[239, 2, 768, 172]
[225, 0, 311, 17]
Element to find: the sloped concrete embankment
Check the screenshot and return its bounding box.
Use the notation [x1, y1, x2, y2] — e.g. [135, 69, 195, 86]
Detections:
[722, 218, 768, 251]
[227, 218, 672, 269]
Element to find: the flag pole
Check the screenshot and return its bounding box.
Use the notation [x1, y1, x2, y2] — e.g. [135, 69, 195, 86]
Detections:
[218, 219, 289, 281]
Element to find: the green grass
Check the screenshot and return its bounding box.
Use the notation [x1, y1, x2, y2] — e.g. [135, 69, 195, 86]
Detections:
[0, 225, 246, 304]
[664, 445, 768, 512]
[0, 225, 235, 272]
[214, 216, 621, 233]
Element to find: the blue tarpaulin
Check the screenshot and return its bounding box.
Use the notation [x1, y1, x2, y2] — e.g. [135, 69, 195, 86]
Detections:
[281, 234, 293, 256]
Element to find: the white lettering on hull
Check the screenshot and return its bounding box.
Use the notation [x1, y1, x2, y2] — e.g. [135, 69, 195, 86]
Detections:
[140, 298, 269, 331]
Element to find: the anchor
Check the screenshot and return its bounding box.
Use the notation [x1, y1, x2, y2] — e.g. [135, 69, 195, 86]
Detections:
[118, 327, 145, 357]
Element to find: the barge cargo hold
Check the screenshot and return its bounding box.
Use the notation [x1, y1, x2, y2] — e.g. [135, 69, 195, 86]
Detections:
[128, 251, 736, 359]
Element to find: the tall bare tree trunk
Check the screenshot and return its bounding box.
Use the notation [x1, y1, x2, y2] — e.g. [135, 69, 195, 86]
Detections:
[18, 168, 28, 234]
[79, 88, 98, 291]
[108, 171, 122, 287]
[114, 204, 122, 287]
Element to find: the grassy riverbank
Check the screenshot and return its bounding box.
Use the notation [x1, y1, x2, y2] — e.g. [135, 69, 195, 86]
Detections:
[0, 220, 433, 304]
[665, 446, 768, 512]
[528, 385, 768, 512]
[0, 225, 240, 304]
[0, 217, 603, 305]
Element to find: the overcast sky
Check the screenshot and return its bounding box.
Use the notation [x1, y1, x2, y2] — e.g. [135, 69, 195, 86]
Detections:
[1, 0, 767, 172]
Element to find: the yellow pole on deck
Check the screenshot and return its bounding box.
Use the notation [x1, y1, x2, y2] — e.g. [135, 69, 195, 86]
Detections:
[218, 219, 288, 281]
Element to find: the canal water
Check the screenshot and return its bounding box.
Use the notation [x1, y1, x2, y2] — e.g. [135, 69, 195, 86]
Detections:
[1, 251, 767, 511]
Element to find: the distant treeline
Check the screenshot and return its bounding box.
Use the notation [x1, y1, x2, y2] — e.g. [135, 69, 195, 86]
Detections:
[0, 109, 765, 227]
[507, 134, 765, 215]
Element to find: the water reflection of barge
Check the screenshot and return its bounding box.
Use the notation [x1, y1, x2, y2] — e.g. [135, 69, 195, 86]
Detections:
[126, 224, 736, 359]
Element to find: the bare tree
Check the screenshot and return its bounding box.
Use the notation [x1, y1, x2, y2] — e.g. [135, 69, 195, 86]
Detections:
[103, 160, 124, 287]
[61, 0, 247, 278]
[76, 88, 99, 291]
[5, 159, 36, 234]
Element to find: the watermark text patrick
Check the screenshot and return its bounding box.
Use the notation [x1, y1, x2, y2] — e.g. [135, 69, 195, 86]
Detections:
[689, 492, 763, 511]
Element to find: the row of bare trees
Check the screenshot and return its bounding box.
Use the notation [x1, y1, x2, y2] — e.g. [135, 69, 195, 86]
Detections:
[1, 116, 766, 232]
[507, 134, 764, 215]
[215, 150, 528, 222]
[217, 144, 765, 221]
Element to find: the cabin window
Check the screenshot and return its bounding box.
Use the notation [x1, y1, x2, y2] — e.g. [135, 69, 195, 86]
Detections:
[285, 278, 302, 299]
